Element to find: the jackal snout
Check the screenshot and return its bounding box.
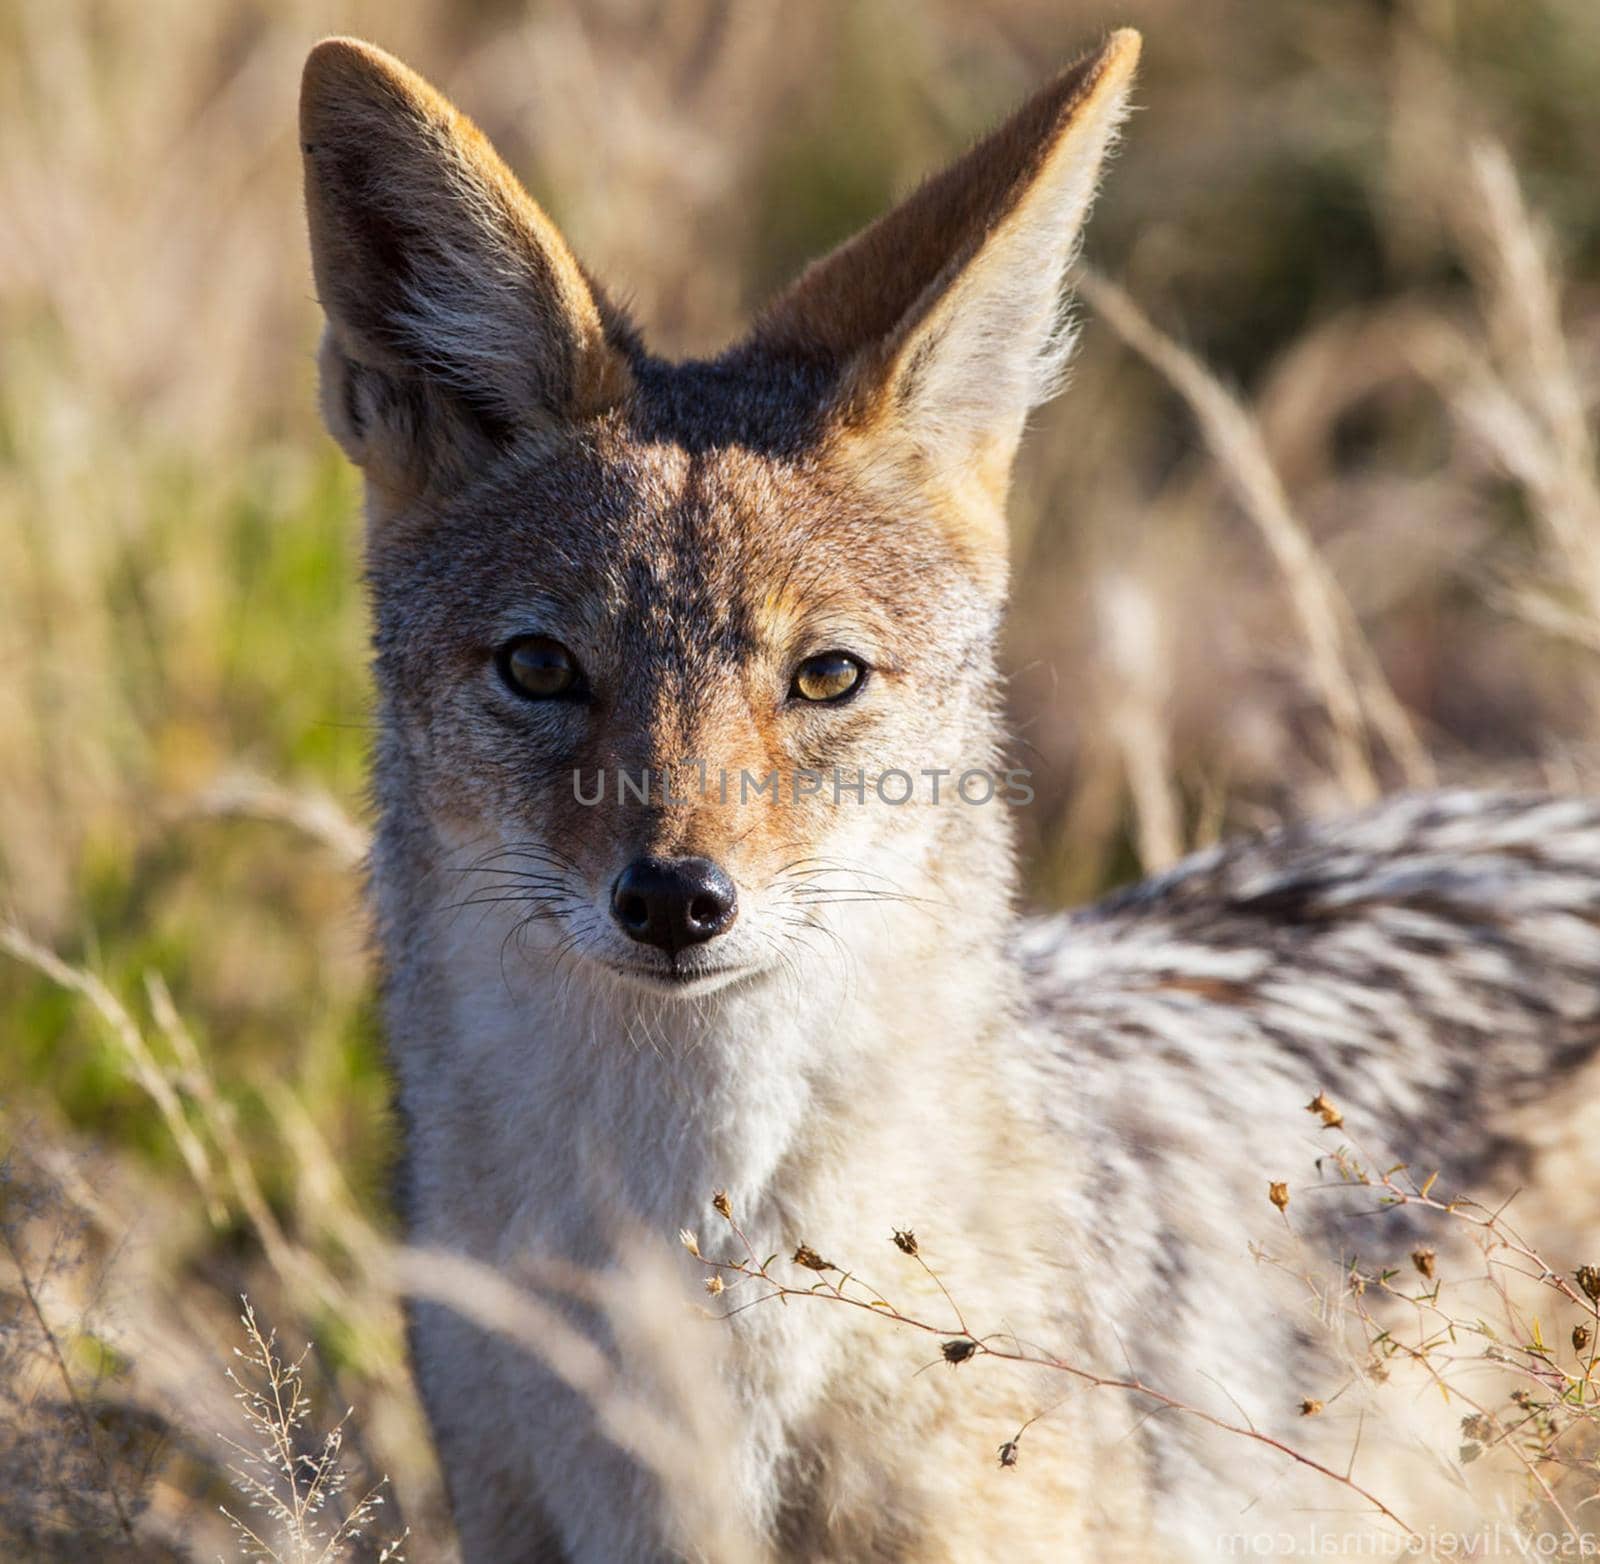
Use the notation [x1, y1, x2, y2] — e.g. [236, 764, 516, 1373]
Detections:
[610, 854, 739, 954]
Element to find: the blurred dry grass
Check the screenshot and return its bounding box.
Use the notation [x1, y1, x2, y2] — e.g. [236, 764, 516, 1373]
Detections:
[1, 0, 1598, 1555]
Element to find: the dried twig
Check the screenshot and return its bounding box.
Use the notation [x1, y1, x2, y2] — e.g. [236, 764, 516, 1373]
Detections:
[686, 1199, 1420, 1539]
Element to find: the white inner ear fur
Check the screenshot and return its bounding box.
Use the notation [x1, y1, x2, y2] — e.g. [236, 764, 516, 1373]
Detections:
[886, 77, 1134, 476]
[391, 233, 555, 399]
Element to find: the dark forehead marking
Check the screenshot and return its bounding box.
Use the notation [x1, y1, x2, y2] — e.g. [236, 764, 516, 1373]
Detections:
[615, 447, 759, 672]
[625, 352, 836, 457]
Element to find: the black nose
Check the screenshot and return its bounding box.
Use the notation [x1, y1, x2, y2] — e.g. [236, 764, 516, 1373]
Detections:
[610, 856, 738, 953]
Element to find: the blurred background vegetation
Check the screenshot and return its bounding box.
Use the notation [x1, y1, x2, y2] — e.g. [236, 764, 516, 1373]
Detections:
[1, 0, 1597, 1555]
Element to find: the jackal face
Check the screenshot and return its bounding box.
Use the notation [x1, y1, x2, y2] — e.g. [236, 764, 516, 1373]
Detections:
[302, 33, 1138, 997]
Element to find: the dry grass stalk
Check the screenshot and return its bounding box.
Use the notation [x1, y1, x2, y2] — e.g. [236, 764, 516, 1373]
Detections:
[0, 1204, 136, 1545]
[1440, 139, 1600, 660]
[0, 929, 404, 1373]
[220, 1297, 405, 1564]
[1, 923, 224, 1227]
[1096, 573, 1184, 869]
[1078, 268, 1435, 800]
[389, 1244, 768, 1564]
[183, 773, 371, 871]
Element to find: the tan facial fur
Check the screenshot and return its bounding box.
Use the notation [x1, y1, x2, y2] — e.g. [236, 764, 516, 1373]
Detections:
[367, 417, 1008, 994]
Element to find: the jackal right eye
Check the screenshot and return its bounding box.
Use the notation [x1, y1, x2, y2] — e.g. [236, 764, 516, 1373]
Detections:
[496, 636, 584, 701]
[791, 651, 867, 705]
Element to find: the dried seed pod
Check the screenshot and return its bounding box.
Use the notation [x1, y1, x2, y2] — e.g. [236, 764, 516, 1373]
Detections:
[1305, 1091, 1344, 1129]
[1412, 1248, 1437, 1280]
[942, 1338, 979, 1365]
[1269, 1181, 1290, 1212]
[1299, 1398, 1323, 1417]
[997, 1440, 1020, 1468]
[792, 1244, 833, 1272]
[712, 1190, 732, 1220]
[1577, 1266, 1600, 1304]
[704, 1275, 725, 1296]
[893, 1229, 920, 1257]
[1574, 1324, 1591, 1353]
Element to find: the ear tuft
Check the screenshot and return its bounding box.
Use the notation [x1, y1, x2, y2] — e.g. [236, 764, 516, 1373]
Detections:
[301, 38, 634, 495]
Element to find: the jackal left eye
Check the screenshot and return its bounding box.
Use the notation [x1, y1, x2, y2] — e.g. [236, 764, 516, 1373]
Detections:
[790, 652, 866, 704]
[496, 635, 584, 700]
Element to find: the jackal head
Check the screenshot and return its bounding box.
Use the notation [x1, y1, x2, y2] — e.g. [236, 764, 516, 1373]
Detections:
[302, 32, 1138, 999]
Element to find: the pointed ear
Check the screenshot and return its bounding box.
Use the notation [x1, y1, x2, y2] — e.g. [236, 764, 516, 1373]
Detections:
[300, 39, 634, 502]
[753, 31, 1139, 517]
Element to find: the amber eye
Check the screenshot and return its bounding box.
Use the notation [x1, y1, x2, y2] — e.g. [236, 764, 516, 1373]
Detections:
[791, 651, 867, 704]
[497, 636, 583, 700]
